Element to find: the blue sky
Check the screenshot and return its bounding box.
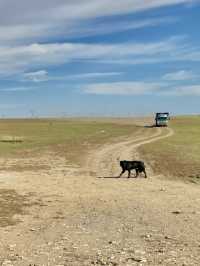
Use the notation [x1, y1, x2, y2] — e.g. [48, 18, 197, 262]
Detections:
[0, 0, 200, 117]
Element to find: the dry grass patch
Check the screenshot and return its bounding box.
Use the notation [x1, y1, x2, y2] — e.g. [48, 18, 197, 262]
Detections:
[0, 118, 142, 170]
[0, 189, 39, 227]
[139, 116, 200, 182]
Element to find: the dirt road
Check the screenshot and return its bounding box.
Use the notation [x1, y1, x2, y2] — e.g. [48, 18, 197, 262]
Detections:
[87, 127, 174, 178]
[0, 126, 200, 266]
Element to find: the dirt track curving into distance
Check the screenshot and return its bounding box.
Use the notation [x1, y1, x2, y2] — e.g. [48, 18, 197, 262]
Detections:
[87, 126, 174, 179]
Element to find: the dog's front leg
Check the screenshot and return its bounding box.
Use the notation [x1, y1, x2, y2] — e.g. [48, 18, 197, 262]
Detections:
[119, 169, 125, 178]
[135, 169, 139, 178]
[128, 170, 131, 178]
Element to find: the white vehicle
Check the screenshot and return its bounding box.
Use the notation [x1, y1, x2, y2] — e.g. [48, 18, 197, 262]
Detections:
[155, 112, 170, 127]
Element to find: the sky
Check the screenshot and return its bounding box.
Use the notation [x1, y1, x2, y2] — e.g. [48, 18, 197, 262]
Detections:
[0, 0, 200, 117]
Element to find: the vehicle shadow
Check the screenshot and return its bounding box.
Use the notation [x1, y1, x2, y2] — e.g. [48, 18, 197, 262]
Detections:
[144, 125, 155, 128]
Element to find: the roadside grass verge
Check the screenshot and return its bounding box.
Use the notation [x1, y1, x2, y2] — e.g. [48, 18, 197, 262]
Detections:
[0, 119, 143, 165]
[139, 116, 200, 182]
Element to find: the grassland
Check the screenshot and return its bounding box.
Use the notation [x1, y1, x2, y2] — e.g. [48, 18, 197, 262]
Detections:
[139, 116, 200, 182]
[1, 116, 200, 181]
[0, 118, 140, 164]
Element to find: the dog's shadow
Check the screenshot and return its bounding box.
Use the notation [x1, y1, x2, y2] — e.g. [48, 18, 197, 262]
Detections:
[97, 176, 137, 179]
[97, 176, 119, 179]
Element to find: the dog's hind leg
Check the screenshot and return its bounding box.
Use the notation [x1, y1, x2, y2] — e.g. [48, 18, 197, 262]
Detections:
[143, 169, 147, 178]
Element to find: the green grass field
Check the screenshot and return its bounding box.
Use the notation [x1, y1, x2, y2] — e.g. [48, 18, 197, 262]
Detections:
[139, 116, 200, 182]
[0, 119, 140, 163]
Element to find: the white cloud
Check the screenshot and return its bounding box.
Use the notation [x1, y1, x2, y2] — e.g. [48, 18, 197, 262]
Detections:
[0, 0, 192, 23]
[0, 0, 197, 79]
[1, 35, 200, 79]
[176, 50, 200, 62]
[0, 24, 50, 44]
[83, 81, 200, 97]
[162, 70, 197, 81]
[70, 72, 123, 78]
[0, 17, 178, 44]
[50, 17, 178, 41]
[168, 85, 200, 95]
[0, 87, 31, 92]
[84, 81, 161, 95]
[20, 71, 123, 82]
[0, 36, 185, 77]
[0, 0, 194, 44]
[68, 72, 123, 79]
[23, 70, 48, 82]
[48, 0, 191, 21]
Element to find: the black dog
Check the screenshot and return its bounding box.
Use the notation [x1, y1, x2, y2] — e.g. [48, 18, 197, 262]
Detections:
[119, 160, 147, 178]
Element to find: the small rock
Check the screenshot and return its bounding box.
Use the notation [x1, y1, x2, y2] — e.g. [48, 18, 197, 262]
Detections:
[172, 210, 182, 214]
[160, 188, 166, 191]
[111, 262, 118, 266]
[142, 234, 151, 239]
[127, 257, 142, 262]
